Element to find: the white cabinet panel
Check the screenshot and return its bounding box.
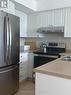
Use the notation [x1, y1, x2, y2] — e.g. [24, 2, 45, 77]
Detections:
[42, 9, 65, 27]
[37, 12, 49, 27]
[64, 8, 71, 37]
[28, 9, 65, 37]
[34, 11, 52, 28]
[19, 53, 29, 82]
[47, 11, 53, 27]
[27, 53, 34, 78]
[54, 9, 65, 26]
[35, 73, 71, 95]
[27, 14, 40, 37]
[37, 9, 65, 27]
[19, 52, 34, 81]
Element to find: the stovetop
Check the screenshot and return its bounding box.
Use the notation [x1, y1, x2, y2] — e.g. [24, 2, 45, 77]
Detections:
[33, 50, 60, 56]
[33, 46, 65, 56]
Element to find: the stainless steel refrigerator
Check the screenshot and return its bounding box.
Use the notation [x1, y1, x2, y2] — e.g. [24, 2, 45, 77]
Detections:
[0, 11, 20, 95]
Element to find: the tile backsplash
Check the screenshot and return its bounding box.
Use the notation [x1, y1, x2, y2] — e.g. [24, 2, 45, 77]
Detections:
[20, 35, 71, 50]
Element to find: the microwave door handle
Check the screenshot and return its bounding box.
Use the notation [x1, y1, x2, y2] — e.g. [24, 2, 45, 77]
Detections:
[4, 16, 10, 63]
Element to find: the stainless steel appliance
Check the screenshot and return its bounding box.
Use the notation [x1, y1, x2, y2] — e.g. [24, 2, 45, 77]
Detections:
[37, 26, 64, 34]
[0, 11, 20, 95]
[33, 51, 60, 68]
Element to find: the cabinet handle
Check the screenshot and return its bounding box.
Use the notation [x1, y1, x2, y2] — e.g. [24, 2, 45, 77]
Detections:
[19, 62, 22, 64]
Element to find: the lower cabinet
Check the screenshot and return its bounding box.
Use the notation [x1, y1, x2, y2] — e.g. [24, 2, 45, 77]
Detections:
[19, 62, 28, 82]
[19, 52, 34, 82]
[19, 53, 29, 82]
[35, 73, 71, 95]
[28, 53, 34, 78]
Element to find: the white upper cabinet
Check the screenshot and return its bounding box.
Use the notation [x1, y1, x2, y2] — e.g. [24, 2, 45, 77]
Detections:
[36, 11, 52, 28]
[39, 9, 65, 27]
[27, 14, 40, 37]
[53, 9, 65, 26]
[64, 8, 71, 37]
[27, 8, 65, 37]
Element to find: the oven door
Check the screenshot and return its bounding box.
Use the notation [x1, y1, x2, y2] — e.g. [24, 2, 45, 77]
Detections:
[34, 54, 58, 68]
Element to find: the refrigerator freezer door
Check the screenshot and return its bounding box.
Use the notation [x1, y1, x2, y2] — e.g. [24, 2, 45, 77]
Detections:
[0, 64, 19, 95]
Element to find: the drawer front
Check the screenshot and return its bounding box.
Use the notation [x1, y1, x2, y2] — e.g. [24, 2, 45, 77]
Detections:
[19, 74, 25, 82]
[19, 71, 27, 82]
[0, 65, 19, 95]
[20, 53, 28, 60]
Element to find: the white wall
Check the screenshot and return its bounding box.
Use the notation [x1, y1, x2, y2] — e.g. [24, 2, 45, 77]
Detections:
[15, 10, 27, 37]
[15, 0, 37, 11]
[37, 0, 71, 11]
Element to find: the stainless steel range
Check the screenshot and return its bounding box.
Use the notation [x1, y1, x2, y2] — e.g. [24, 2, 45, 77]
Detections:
[0, 11, 20, 95]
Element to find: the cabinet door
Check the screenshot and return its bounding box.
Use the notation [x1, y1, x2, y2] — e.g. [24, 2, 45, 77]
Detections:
[19, 62, 28, 81]
[64, 8, 71, 37]
[27, 53, 34, 78]
[27, 14, 38, 37]
[54, 9, 65, 26]
[39, 9, 65, 27]
[48, 10, 54, 27]
[37, 11, 53, 27]
[37, 12, 49, 27]
[37, 9, 65, 27]
[19, 53, 28, 82]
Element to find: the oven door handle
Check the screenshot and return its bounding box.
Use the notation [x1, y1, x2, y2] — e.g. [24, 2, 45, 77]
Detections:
[34, 54, 58, 58]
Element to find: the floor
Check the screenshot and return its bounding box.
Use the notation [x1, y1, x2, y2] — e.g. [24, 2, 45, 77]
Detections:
[15, 80, 35, 95]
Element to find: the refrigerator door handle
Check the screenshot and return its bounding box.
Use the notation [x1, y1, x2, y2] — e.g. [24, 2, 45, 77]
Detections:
[9, 19, 12, 55]
[7, 17, 12, 64]
[0, 66, 17, 74]
[4, 15, 10, 63]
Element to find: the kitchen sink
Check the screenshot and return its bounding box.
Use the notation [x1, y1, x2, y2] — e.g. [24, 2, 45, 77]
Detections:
[62, 56, 71, 61]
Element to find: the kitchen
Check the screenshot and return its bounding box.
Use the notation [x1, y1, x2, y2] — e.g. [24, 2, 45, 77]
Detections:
[0, 0, 71, 95]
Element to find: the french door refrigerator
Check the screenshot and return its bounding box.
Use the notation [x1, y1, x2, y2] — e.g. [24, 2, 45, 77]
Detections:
[0, 11, 20, 95]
